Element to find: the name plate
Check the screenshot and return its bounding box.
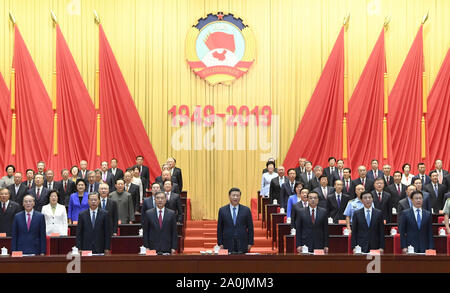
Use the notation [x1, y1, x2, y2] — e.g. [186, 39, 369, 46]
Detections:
[425, 249, 436, 256]
[50, 233, 60, 237]
[369, 250, 381, 255]
[146, 250, 157, 256]
[82, 250, 92, 256]
[338, 220, 346, 224]
[12, 251, 23, 258]
[0, 233, 6, 238]
[313, 249, 325, 255]
[218, 249, 228, 255]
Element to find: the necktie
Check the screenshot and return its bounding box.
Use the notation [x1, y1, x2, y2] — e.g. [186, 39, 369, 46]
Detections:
[434, 185, 439, 198]
[102, 173, 106, 181]
[304, 202, 307, 208]
[311, 209, 315, 224]
[323, 187, 327, 198]
[64, 181, 67, 192]
[439, 172, 443, 184]
[27, 213, 31, 230]
[126, 184, 129, 192]
[416, 209, 421, 229]
[307, 173, 311, 182]
[378, 192, 382, 202]
[291, 182, 294, 193]
[2, 203, 5, 212]
[166, 192, 169, 200]
[374, 170, 377, 178]
[232, 207, 237, 226]
[90, 185, 93, 193]
[337, 194, 341, 208]
[361, 178, 365, 187]
[339, 171, 343, 180]
[36, 188, 40, 200]
[102, 199, 106, 210]
[421, 175, 424, 184]
[346, 181, 349, 192]
[397, 184, 401, 196]
[366, 210, 371, 227]
[28, 181, 32, 189]
[159, 210, 163, 228]
[91, 211, 96, 228]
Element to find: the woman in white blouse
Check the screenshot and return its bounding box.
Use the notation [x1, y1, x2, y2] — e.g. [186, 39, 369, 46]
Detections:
[260, 162, 278, 197]
[132, 166, 144, 205]
[41, 189, 68, 236]
[401, 163, 414, 186]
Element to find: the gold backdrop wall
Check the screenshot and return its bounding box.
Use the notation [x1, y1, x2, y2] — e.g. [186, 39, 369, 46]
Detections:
[0, 0, 449, 220]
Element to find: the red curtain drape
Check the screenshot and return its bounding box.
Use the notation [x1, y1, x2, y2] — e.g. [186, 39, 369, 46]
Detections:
[348, 29, 389, 176]
[427, 46, 450, 170]
[4, 26, 53, 173]
[90, 24, 160, 181]
[283, 26, 344, 170]
[48, 25, 96, 178]
[387, 25, 424, 174]
[0, 73, 10, 172]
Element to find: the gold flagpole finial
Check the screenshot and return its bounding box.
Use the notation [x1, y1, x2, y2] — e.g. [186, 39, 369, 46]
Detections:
[51, 10, 58, 25]
[422, 11, 429, 24]
[384, 15, 391, 28]
[9, 11, 16, 25]
[94, 10, 101, 25]
[343, 13, 350, 26]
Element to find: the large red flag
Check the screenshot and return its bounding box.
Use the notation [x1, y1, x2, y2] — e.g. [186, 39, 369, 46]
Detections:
[427, 46, 450, 170]
[4, 26, 53, 173]
[387, 25, 424, 174]
[348, 29, 389, 175]
[48, 25, 96, 177]
[0, 73, 10, 173]
[90, 24, 160, 181]
[283, 27, 345, 170]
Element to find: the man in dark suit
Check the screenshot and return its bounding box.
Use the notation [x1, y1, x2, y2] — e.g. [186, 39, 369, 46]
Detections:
[8, 172, 28, 207]
[136, 155, 150, 193]
[86, 171, 100, 194]
[412, 178, 431, 212]
[351, 192, 385, 253]
[143, 191, 178, 254]
[98, 183, 118, 235]
[124, 171, 141, 213]
[58, 169, 76, 207]
[413, 163, 431, 186]
[371, 178, 392, 223]
[295, 191, 329, 253]
[78, 160, 90, 182]
[386, 171, 407, 209]
[352, 166, 374, 195]
[332, 159, 345, 186]
[167, 157, 183, 192]
[424, 171, 447, 213]
[141, 182, 161, 223]
[280, 169, 298, 210]
[44, 169, 58, 191]
[342, 168, 354, 197]
[108, 158, 124, 183]
[444, 173, 450, 191]
[269, 166, 286, 203]
[76, 192, 111, 254]
[382, 164, 394, 186]
[21, 169, 35, 190]
[100, 161, 116, 191]
[308, 166, 324, 191]
[0, 188, 21, 236]
[399, 191, 434, 253]
[11, 195, 46, 255]
[217, 187, 254, 254]
[327, 180, 350, 224]
[366, 159, 383, 182]
[156, 170, 180, 193]
[323, 157, 338, 187]
[312, 175, 334, 209]
[398, 185, 418, 223]
[299, 161, 314, 188]
[28, 174, 49, 212]
[294, 158, 307, 181]
[429, 159, 448, 184]
[163, 181, 183, 223]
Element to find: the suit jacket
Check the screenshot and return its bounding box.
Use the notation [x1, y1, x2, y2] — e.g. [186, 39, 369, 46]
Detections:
[429, 169, 449, 177]
[11, 210, 46, 254]
[324, 167, 339, 187]
[28, 187, 50, 212]
[424, 182, 447, 212]
[76, 208, 111, 253]
[99, 197, 119, 234]
[371, 190, 393, 223]
[412, 174, 432, 186]
[100, 172, 116, 192]
[342, 179, 355, 198]
[57, 180, 76, 207]
[399, 208, 434, 252]
[44, 181, 59, 192]
[108, 168, 124, 183]
[143, 208, 178, 252]
[386, 183, 407, 209]
[41, 203, 68, 236]
[294, 167, 305, 181]
[217, 204, 254, 253]
[332, 169, 346, 185]
[366, 169, 383, 182]
[157, 181, 180, 194]
[141, 196, 156, 223]
[397, 198, 413, 224]
[109, 191, 135, 223]
[294, 206, 328, 251]
[312, 186, 335, 209]
[382, 175, 394, 187]
[444, 174, 450, 190]
[125, 182, 140, 212]
[269, 176, 287, 203]
[68, 192, 89, 221]
[8, 184, 28, 207]
[165, 192, 184, 223]
[0, 201, 21, 236]
[138, 165, 150, 193]
[351, 207, 385, 252]
[77, 170, 90, 182]
[308, 176, 321, 191]
[299, 172, 314, 188]
[21, 180, 35, 191]
[351, 177, 374, 195]
[326, 193, 350, 223]
[280, 180, 298, 210]
[86, 182, 100, 194]
[171, 167, 183, 192]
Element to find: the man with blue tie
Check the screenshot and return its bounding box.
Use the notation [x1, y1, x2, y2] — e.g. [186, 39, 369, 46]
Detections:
[424, 171, 447, 213]
[217, 187, 254, 254]
[412, 163, 431, 186]
[399, 191, 434, 253]
[11, 195, 46, 255]
[141, 182, 161, 223]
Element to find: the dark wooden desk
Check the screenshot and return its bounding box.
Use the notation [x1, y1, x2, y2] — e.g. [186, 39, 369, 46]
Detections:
[271, 213, 286, 248]
[277, 223, 291, 254]
[261, 197, 270, 228]
[69, 223, 184, 237]
[284, 234, 295, 254]
[265, 204, 279, 237]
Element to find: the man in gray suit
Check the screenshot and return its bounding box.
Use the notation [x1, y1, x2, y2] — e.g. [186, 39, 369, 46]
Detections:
[108, 179, 135, 224]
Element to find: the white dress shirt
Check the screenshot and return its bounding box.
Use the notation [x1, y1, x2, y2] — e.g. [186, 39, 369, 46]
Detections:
[42, 203, 68, 236]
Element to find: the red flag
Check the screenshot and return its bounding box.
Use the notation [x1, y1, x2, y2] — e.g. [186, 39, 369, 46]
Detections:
[4, 26, 53, 173]
[0, 73, 10, 172]
[283, 27, 344, 169]
[48, 25, 96, 177]
[387, 26, 424, 174]
[427, 46, 450, 170]
[348, 29, 390, 175]
[90, 25, 160, 181]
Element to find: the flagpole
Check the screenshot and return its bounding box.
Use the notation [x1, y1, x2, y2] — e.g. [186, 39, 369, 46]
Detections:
[94, 10, 101, 157]
[383, 16, 390, 161]
[421, 12, 429, 160]
[342, 14, 350, 160]
[51, 10, 58, 155]
[9, 12, 16, 156]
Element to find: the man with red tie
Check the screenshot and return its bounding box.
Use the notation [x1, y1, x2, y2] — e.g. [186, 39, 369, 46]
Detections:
[58, 169, 76, 207]
[342, 168, 353, 196]
[386, 171, 407, 210]
[143, 191, 178, 254]
[352, 166, 374, 195]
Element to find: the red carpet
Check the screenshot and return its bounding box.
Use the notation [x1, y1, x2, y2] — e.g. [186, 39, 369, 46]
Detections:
[183, 208, 277, 254]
